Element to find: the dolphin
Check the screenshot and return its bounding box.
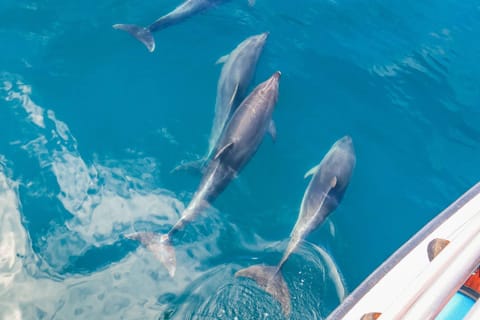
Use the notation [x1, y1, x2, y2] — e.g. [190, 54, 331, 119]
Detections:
[235, 136, 356, 316]
[113, 0, 255, 52]
[172, 32, 269, 173]
[127, 71, 281, 277]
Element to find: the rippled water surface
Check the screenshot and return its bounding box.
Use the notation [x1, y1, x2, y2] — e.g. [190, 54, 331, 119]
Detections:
[1, 0, 480, 319]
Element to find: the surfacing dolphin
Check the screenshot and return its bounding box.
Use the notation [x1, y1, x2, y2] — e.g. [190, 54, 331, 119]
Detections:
[172, 32, 269, 173]
[127, 71, 281, 277]
[235, 136, 356, 316]
[113, 0, 255, 52]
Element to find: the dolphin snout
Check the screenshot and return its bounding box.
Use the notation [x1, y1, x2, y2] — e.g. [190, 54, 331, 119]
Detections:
[340, 135, 352, 144]
[253, 32, 269, 44]
[260, 71, 281, 99]
[337, 135, 355, 153]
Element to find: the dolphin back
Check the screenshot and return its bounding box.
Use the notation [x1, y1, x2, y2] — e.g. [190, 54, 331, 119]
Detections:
[300, 136, 355, 227]
[235, 265, 291, 316]
[113, 24, 155, 52]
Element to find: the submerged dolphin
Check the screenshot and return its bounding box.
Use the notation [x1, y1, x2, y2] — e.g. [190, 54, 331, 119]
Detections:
[113, 0, 255, 52]
[173, 32, 269, 173]
[235, 136, 356, 316]
[127, 72, 281, 277]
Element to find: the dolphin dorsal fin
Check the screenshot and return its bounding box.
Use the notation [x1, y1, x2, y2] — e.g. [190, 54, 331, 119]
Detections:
[213, 142, 234, 161]
[268, 120, 277, 142]
[228, 83, 240, 108]
[216, 54, 230, 65]
[330, 176, 337, 188]
[304, 164, 320, 179]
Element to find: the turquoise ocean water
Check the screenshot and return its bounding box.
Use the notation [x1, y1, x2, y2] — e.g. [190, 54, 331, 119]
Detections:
[1, 0, 480, 319]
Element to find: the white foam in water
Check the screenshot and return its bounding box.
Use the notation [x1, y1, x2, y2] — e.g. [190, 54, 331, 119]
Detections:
[0, 166, 25, 320]
[0, 76, 197, 318]
[47, 110, 71, 142]
[3, 75, 183, 251]
[0, 161, 222, 319]
[0, 166, 175, 318]
[3, 80, 45, 129]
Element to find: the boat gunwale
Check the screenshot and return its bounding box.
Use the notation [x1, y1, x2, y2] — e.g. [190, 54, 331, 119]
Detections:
[326, 182, 480, 319]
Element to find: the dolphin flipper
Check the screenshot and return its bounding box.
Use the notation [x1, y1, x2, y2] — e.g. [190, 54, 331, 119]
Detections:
[113, 24, 155, 52]
[304, 164, 320, 179]
[268, 120, 277, 142]
[125, 232, 176, 277]
[216, 54, 230, 65]
[235, 265, 291, 316]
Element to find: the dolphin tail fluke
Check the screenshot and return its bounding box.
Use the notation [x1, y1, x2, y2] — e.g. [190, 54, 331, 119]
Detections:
[125, 232, 176, 277]
[170, 158, 206, 175]
[235, 265, 291, 316]
[113, 24, 155, 52]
